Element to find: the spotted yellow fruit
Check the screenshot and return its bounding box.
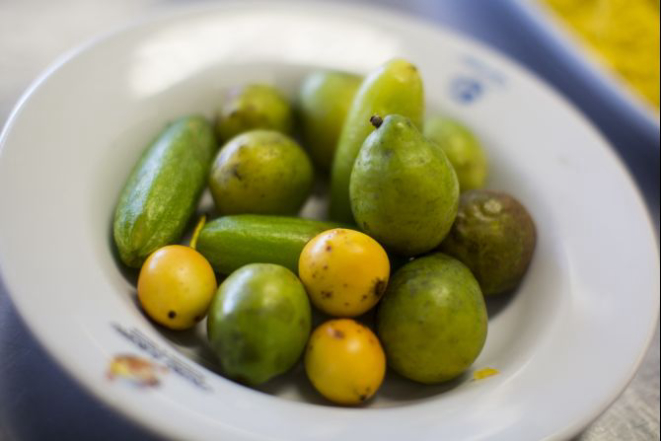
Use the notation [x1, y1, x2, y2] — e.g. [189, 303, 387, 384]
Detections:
[305, 319, 386, 405]
[298, 228, 389, 317]
[138, 245, 217, 330]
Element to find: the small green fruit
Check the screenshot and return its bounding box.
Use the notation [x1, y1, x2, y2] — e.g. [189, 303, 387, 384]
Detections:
[424, 115, 488, 191]
[377, 253, 488, 384]
[207, 263, 312, 386]
[216, 84, 293, 141]
[209, 130, 314, 216]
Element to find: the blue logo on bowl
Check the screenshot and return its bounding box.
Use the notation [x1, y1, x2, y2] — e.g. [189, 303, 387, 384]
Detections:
[450, 76, 484, 104]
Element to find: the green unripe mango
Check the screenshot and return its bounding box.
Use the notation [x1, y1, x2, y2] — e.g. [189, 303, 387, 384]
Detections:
[207, 263, 312, 386]
[196, 215, 343, 275]
[298, 70, 362, 172]
[350, 114, 459, 257]
[440, 190, 537, 296]
[208, 130, 314, 216]
[329, 59, 424, 222]
[424, 115, 488, 191]
[113, 116, 217, 268]
[377, 253, 488, 384]
[216, 84, 294, 142]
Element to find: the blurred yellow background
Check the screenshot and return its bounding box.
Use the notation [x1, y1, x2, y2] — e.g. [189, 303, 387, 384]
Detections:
[546, 0, 660, 108]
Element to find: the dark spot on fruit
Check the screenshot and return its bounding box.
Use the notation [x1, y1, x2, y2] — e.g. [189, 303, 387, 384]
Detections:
[231, 165, 243, 181]
[373, 279, 387, 298]
[323, 265, 328, 270]
[343, 283, 349, 288]
[332, 329, 345, 339]
[361, 295, 368, 302]
[344, 302, 350, 307]
[168, 311, 176, 319]
[321, 291, 333, 299]
[326, 245, 332, 252]
[359, 394, 368, 402]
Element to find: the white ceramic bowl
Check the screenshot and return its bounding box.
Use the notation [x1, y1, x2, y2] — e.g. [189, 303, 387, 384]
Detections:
[0, 2, 658, 440]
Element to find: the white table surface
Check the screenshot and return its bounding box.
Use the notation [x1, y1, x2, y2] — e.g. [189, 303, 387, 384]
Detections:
[0, 0, 658, 440]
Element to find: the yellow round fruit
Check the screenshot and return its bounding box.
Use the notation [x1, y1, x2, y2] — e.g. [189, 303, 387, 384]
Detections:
[305, 319, 386, 405]
[298, 228, 389, 317]
[137, 245, 217, 330]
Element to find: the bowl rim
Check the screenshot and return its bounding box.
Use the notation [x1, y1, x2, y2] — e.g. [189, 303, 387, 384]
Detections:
[506, 0, 660, 139]
[0, 1, 659, 440]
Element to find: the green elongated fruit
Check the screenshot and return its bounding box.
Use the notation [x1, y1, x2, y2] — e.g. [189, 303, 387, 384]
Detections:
[113, 116, 217, 268]
[329, 59, 424, 222]
[196, 215, 344, 275]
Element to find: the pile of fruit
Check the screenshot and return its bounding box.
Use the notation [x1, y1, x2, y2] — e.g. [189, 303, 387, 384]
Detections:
[113, 59, 536, 405]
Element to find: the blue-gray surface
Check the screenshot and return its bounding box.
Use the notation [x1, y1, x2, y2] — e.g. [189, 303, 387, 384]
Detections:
[0, 0, 658, 440]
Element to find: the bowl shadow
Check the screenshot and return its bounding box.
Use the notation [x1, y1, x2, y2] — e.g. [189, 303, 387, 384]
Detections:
[256, 361, 329, 406]
[377, 368, 468, 403]
[108, 220, 139, 287]
[157, 323, 220, 370]
[484, 289, 517, 320]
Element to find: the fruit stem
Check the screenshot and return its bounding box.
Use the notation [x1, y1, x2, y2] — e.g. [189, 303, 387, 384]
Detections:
[189, 215, 207, 250]
[370, 115, 383, 128]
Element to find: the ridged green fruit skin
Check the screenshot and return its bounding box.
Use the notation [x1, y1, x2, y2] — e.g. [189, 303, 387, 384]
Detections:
[113, 116, 217, 268]
[350, 114, 459, 257]
[377, 253, 488, 384]
[196, 215, 343, 275]
[207, 263, 311, 386]
[329, 59, 424, 223]
[298, 71, 362, 172]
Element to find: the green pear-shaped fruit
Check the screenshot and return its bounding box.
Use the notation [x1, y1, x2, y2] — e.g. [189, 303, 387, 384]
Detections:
[350, 115, 459, 257]
[298, 71, 362, 172]
[330, 59, 424, 222]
